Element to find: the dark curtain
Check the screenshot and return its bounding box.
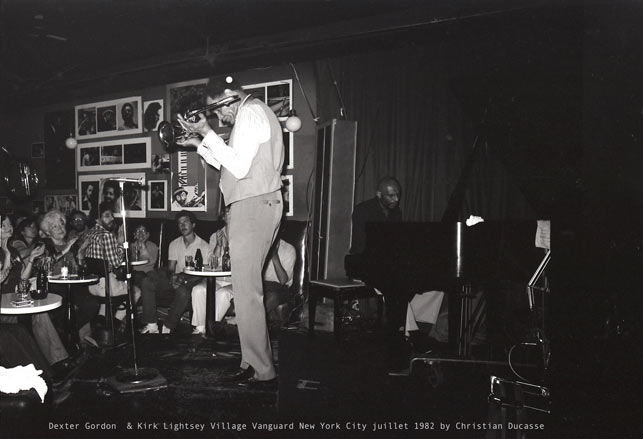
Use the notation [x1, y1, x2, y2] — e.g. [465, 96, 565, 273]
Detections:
[315, 44, 534, 222]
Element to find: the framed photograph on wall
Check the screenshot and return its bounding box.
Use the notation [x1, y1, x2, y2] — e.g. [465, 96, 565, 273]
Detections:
[143, 99, 163, 132]
[170, 151, 206, 212]
[78, 176, 100, 215]
[31, 142, 45, 159]
[243, 79, 292, 120]
[77, 138, 151, 172]
[75, 96, 142, 140]
[44, 194, 78, 215]
[281, 175, 293, 217]
[148, 180, 167, 211]
[151, 153, 170, 174]
[93, 172, 146, 218]
[166, 78, 208, 123]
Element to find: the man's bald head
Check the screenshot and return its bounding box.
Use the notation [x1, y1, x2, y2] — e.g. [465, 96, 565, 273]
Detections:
[376, 177, 401, 211]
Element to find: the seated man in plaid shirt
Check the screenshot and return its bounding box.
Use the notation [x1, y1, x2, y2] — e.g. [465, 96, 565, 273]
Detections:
[83, 201, 140, 324]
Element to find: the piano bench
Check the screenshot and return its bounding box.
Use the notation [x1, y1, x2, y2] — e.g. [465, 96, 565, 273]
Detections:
[308, 278, 383, 340]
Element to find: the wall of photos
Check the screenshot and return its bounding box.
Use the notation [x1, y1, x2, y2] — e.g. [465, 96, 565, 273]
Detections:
[1, 63, 317, 224]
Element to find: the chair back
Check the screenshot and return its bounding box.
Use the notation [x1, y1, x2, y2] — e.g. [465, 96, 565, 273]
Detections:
[278, 220, 309, 304]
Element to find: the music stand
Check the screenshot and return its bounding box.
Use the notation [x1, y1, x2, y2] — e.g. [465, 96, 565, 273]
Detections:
[526, 249, 551, 371]
[105, 180, 166, 393]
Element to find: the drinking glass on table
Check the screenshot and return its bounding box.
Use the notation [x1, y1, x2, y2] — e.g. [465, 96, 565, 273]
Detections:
[185, 255, 194, 269]
[209, 253, 220, 270]
[17, 278, 31, 301]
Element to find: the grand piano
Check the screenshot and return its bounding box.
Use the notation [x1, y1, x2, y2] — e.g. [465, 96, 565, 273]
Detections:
[345, 219, 546, 354]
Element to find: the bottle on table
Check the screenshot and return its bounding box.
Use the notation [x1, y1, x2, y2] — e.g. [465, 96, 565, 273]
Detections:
[133, 244, 140, 261]
[34, 266, 48, 300]
[195, 249, 203, 271]
[222, 246, 231, 271]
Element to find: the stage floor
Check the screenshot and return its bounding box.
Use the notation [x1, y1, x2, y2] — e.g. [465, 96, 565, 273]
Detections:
[2, 320, 553, 439]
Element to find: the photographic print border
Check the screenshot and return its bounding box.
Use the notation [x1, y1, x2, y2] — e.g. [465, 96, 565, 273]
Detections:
[147, 180, 167, 211]
[76, 137, 151, 172]
[44, 194, 78, 215]
[78, 175, 100, 215]
[243, 79, 292, 121]
[170, 150, 207, 212]
[166, 78, 208, 123]
[281, 174, 293, 217]
[99, 172, 146, 218]
[75, 96, 142, 140]
[143, 99, 164, 132]
[78, 172, 146, 218]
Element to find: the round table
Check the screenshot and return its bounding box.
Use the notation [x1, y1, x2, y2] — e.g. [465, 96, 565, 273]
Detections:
[1, 293, 63, 315]
[48, 275, 99, 349]
[183, 267, 231, 337]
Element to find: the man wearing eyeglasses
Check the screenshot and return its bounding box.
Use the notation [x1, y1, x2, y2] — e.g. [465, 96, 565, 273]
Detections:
[177, 75, 284, 386]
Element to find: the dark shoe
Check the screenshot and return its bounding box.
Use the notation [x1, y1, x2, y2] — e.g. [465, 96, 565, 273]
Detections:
[222, 366, 255, 383]
[242, 377, 278, 390]
[51, 358, 81, 383]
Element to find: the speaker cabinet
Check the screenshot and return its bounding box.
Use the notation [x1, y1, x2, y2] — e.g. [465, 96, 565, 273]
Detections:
[311, 119, 357, 280]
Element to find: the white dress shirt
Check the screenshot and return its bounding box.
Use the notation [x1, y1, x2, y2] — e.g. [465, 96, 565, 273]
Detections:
[197, 98, 270, 179]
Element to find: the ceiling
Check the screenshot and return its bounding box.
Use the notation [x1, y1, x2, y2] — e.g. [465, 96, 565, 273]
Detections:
[0, 0, 549, 111]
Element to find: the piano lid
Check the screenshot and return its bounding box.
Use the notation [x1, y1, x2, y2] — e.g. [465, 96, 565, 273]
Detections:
[357, 220, 544, 289]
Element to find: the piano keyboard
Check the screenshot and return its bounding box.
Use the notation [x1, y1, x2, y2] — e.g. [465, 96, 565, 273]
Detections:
[178, 151, 187, 186]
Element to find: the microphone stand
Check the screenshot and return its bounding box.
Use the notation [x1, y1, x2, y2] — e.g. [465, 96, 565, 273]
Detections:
[106, 182, 166, 392]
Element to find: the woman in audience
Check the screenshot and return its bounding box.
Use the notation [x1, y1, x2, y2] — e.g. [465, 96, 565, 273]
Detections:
[1, 213, 77, 377]
[130, 224, 160, 308]
[7, 216, 42, 260]
[39, 210, 99, 342]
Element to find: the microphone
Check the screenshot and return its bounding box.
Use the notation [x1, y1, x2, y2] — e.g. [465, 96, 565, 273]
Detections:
[108, 177, 144, 185]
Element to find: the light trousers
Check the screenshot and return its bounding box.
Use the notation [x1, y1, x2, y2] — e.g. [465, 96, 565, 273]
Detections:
[191, 280, 233, 326]
[228, 191, 282, 380]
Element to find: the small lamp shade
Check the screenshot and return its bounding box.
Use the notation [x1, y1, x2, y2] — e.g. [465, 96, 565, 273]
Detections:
[65, 136, 78, 149]
[285, 110, 302, 132]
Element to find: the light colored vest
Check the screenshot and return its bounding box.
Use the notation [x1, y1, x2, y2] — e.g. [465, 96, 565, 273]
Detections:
[219, 98, 284, 205]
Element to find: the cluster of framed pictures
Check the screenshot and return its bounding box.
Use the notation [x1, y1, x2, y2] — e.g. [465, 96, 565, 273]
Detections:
[44, 194, 78, 216]
[164, 77, 294, 216]
[76, 138, 151, 171]
[78, 172, 146, 218]
[61, 76, 296, 218]
[75, 97, 143, 140]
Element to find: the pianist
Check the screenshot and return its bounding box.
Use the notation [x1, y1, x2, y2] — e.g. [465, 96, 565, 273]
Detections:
[349, 176, 402, 255]
[347, 177, 407, 333]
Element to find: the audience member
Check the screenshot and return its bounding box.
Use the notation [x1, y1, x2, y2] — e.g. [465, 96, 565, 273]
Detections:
[190, 210, 232, 334]
[82, 202, 138, 327]
[139, 210, 209, 334]
[40, 210, 100, 343]
[8, 216, 42, 260]
[1, 214, 79, 378]
[130, 224, 159, 291]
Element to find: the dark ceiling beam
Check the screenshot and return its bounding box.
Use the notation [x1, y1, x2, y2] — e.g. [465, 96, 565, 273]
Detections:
[6, 1, 543, 111]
